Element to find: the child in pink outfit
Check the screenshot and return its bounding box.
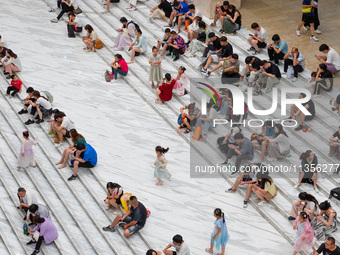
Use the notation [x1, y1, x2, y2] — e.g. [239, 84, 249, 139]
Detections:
[17, 131, 38, 170]
[292, 212, 316, 255]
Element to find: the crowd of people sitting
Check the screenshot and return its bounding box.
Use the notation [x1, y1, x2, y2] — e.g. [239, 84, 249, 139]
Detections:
[2, 0, 340, 254]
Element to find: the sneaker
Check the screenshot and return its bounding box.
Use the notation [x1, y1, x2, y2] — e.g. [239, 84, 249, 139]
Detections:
[312, 94, 320, 98]
[315, 29, 322, 34]
[292, 77, 298, 82]
[48, 8, 55, 12]
[164, 24, 171, 27]
[102, 226, 115, 232]
[67, 174, 78, 181]
[288, 216, 296, 221]
[258, 201, 266, 206]
[196, 64, 202, 70]
[296, 30, 301, 36]
[166, 53, 171, 57]
[36, 119, 44, 124]
[219, 29, 223, 33]
[310, 35, 319, 42]
[173, 56, 179, 62]
[253, 51, 260, 55]
[302, 25, 310, 31]
[34, 115, 40, 120]
[294, 183, 300, 189]
[18, 109, 28, 114]
[314, 185, 319, 193]
[25, 119, 34, 125]
[50, 18, 59, 23]
[206, 71, 211, 77]
[26, 240, 36, 245]
[210, 23, 215, 27]
[295, 125, 302, 131]
[225, 188, 236, 193]
[118, 222, 127, 227]
[247, 47, 255, 51]
[221, 161, 228, 165]
[55, 142, 63, 147]
[31, 250, 40, 255]
[129, 6, 137, 12]
[6, 75, 11, 79]
[243, 200, 248, 208]
[200, 67, 207, 73]
[101, 9, 110, 14]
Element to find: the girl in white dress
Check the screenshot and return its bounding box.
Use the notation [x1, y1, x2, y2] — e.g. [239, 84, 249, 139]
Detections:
[17, 131, 38, 170]
[154, 146, 171, 186]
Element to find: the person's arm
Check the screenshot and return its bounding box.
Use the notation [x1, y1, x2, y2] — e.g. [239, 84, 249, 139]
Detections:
[293, 53, 300, 66]
[261, 126, 266, 136]
[317, 212, 335, 227]
[212, 227, 221, 239]
[283, 52, 290, 60]
[163, 244, 172, 254]
[228, 11, 239, 23]
[223, 135, 229, 143]
[273, 45, 282, 54]
[62, 0, 73, 7]
[262, 70, 276, 78]
[160, 157, 168, 168]
[268, 134, 284, 143]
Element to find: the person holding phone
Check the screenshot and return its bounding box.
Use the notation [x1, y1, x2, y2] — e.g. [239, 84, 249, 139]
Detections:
[103, 196, 147, 237]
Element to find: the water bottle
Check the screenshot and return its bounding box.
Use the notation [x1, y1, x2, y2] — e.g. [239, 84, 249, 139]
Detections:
[23, 223, 28, 235]
[171, 52, 174, 59]
[330, 99, 333, 105]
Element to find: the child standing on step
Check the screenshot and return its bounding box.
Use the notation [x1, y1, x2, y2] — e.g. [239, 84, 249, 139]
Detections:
[154, 146, 171, 185]
[149, 46, 163, 89]
[17, 131, 38, 170]
[292, 212, 316, 255]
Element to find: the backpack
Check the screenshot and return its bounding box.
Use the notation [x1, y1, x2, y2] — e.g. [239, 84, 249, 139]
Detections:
[330, 187, 340, 201]
[104, 70, 111, 82]
[94, 39, 103, 49]
[120, 193, 132, 212]
[192, 126, 203, 141]
[127, 20, 139, 30]
[41, 91, 54, 104]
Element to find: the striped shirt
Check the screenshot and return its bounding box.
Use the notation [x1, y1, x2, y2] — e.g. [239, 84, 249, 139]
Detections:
[172, 35, 186, 51]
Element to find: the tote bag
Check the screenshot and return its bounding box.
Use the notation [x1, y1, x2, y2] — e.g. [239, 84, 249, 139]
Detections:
[286, 65, 294, 79]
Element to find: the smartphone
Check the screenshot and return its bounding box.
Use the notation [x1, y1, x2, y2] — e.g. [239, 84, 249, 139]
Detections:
[315, 55, 317, 57]
[249, 34, 253, 36]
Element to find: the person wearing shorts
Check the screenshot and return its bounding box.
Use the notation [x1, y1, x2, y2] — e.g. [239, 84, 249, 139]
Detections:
[296, 0, 318, 41]
[53, 113, 76, 146]
[68, 143, 97, 181]
[103, 196, 147, 236]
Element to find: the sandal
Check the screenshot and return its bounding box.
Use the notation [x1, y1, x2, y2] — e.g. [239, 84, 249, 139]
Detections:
[184, 129, 191, 133]
[205, 248, 213, 254]
[332, 107, 337, 111]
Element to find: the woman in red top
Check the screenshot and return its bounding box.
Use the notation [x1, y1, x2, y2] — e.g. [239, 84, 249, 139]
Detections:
[110, 54, 129, 82]
[156, 73, 175, 104]
[5, 74, 22, 98]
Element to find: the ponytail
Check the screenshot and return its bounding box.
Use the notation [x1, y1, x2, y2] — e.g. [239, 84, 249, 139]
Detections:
[155, 146, 169, 154]
[214, 208, 225, 223]
[222, 212, 225, 223]
[299, 150, 312, 160]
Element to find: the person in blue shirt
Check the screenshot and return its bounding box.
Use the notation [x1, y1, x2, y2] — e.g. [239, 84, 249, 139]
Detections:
[68, 143, 97, 181]
[252, 120, 277, 151]
[165, 1, 189, 32]
[267, 34, 288, 64]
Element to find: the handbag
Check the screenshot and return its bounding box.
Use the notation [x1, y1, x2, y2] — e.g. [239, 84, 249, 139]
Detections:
[74, 7, 82, 15]
[302, 0, 314, 13]
[104, 70, 111, 82]
[94, 39, 103, 49]
[286, 65, 294, 79]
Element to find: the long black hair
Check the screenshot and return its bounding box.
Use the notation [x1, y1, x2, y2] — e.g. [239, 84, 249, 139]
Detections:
[298, 192, 318, 210]
[106, 182, 121, 190]
[155, 146, 169, 154]
[274, 124, 288, 137]
[214, 208, 225, 223]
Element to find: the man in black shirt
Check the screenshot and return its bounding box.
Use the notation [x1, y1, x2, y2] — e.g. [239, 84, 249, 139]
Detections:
[211, 1, 231, 32]
[329, 126, 340, 157]
[0, 46, 8, 59]
[149, 0, 172, 20]
[103, 196, 147, 236]
[315, 237, 340, 255]
[313, 63, 334, 96]
[259, 60, 281, 93]
[200, 36, 233, 73]
[288, 93, 315, 131]
[240, 56, 262, 87]
[201, 32, 221, 58]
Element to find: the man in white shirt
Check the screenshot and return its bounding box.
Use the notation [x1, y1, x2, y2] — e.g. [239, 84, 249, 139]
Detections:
[180, 4, 202, 33]
[247, 22, 268, 55]
[283, 47, 305, 82]
[317, 44, 340, 75]
[17, 187, 38, 222]
[195, 103, 218, 140]
[162, 235, 190, 255]
[53, 113, 76, 147]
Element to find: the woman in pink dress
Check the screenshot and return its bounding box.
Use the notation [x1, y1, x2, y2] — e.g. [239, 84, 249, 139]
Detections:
[17, 131, 38, 170]
[113, 17, 136, 51]
[173, 66, 189, 96]
[292, 212, 316, 255]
